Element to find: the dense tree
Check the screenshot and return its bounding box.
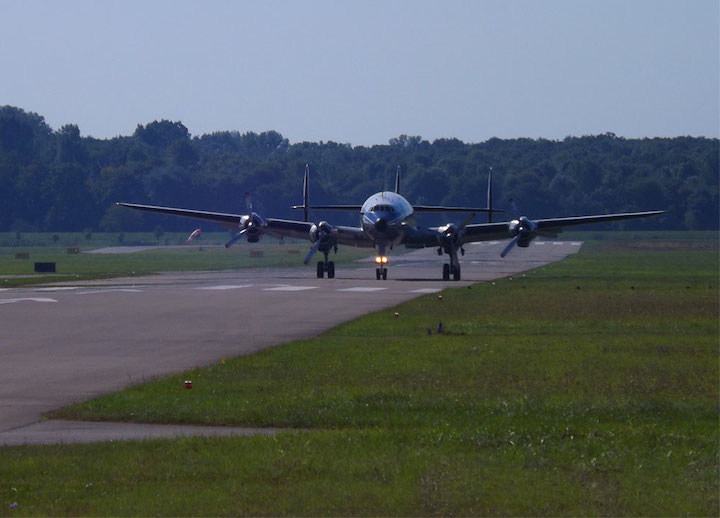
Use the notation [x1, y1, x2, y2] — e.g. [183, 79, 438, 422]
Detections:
[0, 106, 717, 232]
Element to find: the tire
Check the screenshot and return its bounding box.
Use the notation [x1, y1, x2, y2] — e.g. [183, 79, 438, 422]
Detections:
[327, 261, 335, 279]
[317, 261, 325, 278]
[453, 266, 461, 281]
[376, 268, 381, 280]
[442, 263, 450, 281]
[382, 268, 388, 280]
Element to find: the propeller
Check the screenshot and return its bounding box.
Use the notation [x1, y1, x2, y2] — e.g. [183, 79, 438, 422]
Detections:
[225, 192, 265, 248]
[304, 221, 338, 264]
[439, 213, 475, 248]
[500, 216, 537, 257]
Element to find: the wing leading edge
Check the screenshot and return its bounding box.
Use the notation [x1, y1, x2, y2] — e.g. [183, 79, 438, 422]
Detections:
[116, 202, 371, 247]
[462, 210, 666, 242]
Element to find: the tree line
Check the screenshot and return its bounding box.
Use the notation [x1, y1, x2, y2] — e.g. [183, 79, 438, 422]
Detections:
[0, 105, 717, 233]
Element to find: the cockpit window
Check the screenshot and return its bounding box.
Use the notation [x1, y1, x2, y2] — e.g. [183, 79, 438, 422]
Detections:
[371, 205, 395, 213]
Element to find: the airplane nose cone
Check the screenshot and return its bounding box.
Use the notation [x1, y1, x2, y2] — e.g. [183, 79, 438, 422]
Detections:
[374, 217, 387, 233]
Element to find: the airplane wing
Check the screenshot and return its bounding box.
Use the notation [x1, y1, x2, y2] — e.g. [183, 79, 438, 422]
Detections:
[117, 202, 244, 226]
[264, 219, 371, 247]
[400, 209, 665, 247]
[116, 202, 372, 246]
[462, 210, 666, 242]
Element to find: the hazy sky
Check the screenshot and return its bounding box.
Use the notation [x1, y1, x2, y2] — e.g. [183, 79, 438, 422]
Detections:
[1, 0, 717, 145]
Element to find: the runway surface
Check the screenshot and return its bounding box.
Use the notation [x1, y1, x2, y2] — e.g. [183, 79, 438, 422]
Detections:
[0, 240, 581, 445]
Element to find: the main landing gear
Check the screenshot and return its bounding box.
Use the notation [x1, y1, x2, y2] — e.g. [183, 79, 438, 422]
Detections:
[442, 263, 461, 281]
[316, 251, 335, 278]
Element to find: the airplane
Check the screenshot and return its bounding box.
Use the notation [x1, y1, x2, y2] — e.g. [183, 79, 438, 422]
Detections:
[117, 166, 664, 281]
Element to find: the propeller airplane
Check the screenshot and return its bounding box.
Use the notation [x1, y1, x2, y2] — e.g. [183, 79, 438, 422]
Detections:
[118, 166, 663, 281]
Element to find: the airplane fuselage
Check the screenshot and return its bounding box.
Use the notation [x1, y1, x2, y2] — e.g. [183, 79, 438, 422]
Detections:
[360, 191, 414, 251]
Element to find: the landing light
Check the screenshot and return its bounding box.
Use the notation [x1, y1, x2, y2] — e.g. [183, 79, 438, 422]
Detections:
[375, 256, 388, 264]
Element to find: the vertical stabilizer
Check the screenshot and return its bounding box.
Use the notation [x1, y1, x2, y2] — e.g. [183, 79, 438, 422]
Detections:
[302, 164, 309, 222]
[487, 167, 494, 223]
[395, 165, 401, 194]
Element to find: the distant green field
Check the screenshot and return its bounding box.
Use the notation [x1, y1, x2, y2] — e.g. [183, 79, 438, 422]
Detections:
[1, 234, 718, 516]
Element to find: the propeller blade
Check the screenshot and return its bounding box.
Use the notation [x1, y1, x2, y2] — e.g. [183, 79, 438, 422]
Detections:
[244, 192, 253, 213]
[303, 240, 321, 264]
[500, 235, 520, 258]
[225, 229, 247, 248]
[457, 212, 475, 232]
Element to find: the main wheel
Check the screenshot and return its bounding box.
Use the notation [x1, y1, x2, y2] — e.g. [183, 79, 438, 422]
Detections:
[327, 261, 335, 279]
[382, 268, 388, 280]
[317, 261, 325, 278]
[376, 268, 381, 280]
[442, 263, 450, 281]
[453, 266, 461, 281]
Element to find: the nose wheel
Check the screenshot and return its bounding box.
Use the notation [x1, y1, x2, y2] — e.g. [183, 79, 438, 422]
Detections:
[375, 267, 388, 280]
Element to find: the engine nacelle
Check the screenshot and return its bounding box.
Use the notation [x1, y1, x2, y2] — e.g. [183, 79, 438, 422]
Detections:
[508, 216, 537, 247]
[438, 223, 460, 245]
[240, 213, 265, 242]
[309, 221, 335, 244]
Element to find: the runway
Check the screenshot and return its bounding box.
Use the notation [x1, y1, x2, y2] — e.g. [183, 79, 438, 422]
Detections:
[0, 240, 581, 444]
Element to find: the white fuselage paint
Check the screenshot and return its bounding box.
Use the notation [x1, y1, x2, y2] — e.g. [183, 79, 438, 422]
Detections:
[359, 191, 414, 251]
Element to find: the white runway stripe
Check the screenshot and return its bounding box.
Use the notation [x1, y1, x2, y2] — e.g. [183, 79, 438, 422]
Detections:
[34, 287, 78, 292]
[571, 242, 582, 246]
[410, 288, 441, 293]
[75, 289, 143, 295]
[0, 297, 58, 305]
[264, 286, 318, 291]
[197, 284, 254, 291]
[337, 287, 387, 292]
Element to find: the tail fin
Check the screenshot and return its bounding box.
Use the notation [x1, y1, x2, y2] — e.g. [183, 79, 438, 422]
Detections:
[487, 168, 494, 223]
[302, 164, 309, 222]
[395, 165, 401, 194]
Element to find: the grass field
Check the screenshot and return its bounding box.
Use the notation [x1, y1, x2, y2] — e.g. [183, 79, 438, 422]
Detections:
[1, 234, 718, 516]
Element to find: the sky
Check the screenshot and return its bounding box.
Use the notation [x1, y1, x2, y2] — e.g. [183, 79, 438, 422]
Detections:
[0, 0, 717, 146]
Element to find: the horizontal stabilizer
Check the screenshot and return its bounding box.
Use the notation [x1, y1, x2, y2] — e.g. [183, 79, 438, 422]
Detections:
[413, 206, 504, 214]
[293, 205, 364, 212]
